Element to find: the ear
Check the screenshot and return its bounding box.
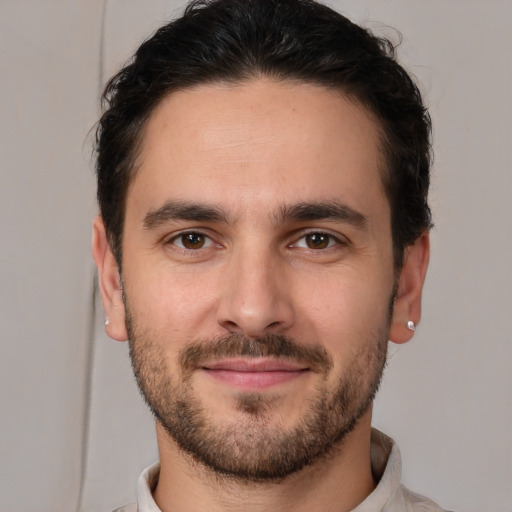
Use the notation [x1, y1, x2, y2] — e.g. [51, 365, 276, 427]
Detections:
[389, 231, 430, 344]
[92, 215, 128, 341]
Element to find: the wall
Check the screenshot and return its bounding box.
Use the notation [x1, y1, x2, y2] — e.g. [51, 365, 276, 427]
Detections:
[0, 1, 102, 510]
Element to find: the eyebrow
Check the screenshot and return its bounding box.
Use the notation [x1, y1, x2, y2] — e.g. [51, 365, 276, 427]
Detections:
[143, 200, 229, 229]
[275, 201, 368, 228]
[143, 199, 368, 230]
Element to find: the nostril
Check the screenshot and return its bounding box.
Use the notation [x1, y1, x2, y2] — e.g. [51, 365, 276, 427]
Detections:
[221, 320, 243, 332]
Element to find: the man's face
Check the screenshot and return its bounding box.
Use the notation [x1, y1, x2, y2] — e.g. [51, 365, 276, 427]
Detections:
[109, 80, 403, 480]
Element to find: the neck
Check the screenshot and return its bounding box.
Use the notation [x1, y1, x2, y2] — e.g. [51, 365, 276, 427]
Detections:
[153, 410, 376, 512]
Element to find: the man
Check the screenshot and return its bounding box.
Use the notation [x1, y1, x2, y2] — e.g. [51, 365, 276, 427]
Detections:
[92, 0, 443, 510]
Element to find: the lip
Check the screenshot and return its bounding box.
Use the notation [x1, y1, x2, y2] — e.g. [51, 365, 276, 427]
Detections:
[200, 358, 308, 389]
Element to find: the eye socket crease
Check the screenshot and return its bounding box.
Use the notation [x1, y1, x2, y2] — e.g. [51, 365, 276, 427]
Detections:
[164, 229, 221, 253]
[169, 231, 214, 250]
[161, 227, 351, 269]
[290, 231, 346, 251]
[146, 200, 366, 260]
[166, 230, 346, 252]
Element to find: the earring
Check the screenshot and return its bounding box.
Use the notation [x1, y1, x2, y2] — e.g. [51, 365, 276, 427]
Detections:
[104, 319, 110, 326]
[407, 320, 416, 331]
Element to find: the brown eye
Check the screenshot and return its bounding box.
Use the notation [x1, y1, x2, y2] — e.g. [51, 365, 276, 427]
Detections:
[173, 232, 211, 250]
[304, 233, 331, 249]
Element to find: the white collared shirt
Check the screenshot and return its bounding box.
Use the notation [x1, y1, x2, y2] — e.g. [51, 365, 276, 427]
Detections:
[113, 429, 446, 512]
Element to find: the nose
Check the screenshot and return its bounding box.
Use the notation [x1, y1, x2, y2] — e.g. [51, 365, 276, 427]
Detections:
[216, 246, 295, 337]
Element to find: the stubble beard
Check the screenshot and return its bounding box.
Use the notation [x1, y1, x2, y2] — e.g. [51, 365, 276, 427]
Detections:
[126, 301, 389, 483]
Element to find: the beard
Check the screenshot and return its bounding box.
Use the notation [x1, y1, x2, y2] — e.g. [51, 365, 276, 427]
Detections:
[126, 301, 389, 483]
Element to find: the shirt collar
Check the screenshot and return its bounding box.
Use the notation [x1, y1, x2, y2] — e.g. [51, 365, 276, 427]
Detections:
[137, 462, 161, 512]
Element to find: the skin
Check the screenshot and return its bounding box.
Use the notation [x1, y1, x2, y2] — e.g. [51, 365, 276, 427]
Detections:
[93, 79, 429, 512]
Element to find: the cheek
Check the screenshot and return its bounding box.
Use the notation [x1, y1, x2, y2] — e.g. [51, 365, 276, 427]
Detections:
[125, 261, 220, 334]
[295, 269, 392, 347]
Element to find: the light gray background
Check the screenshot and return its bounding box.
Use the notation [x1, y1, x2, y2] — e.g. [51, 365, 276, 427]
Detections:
[1, 1, 510, 511]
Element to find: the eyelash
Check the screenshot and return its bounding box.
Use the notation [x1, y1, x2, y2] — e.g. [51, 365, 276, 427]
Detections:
[167, 231, 216, 251]
[290, 231, 344, 250]
[166, 230, 346, 253]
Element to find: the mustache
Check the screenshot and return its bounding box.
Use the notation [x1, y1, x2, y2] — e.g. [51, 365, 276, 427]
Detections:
[179, 333, 333, 374]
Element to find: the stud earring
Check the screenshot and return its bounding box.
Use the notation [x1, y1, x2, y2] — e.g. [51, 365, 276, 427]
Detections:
[407, 320, 416, 331]
[104, 319, 110, 326]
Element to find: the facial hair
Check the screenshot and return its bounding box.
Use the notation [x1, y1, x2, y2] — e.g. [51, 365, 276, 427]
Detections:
[126, 303, 389, 482]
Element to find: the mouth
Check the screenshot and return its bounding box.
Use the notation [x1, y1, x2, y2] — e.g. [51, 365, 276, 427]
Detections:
[200, 358, 309, 389]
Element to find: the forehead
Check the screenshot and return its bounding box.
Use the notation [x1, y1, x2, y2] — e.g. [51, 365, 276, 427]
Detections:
[128, 79, 387, 222]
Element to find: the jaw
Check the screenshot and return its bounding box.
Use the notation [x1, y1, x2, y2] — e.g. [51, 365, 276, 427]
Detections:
[153, 407, 376, 512]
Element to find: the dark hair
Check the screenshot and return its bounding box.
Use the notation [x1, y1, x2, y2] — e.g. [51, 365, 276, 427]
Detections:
[96, 0, 432, 269]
